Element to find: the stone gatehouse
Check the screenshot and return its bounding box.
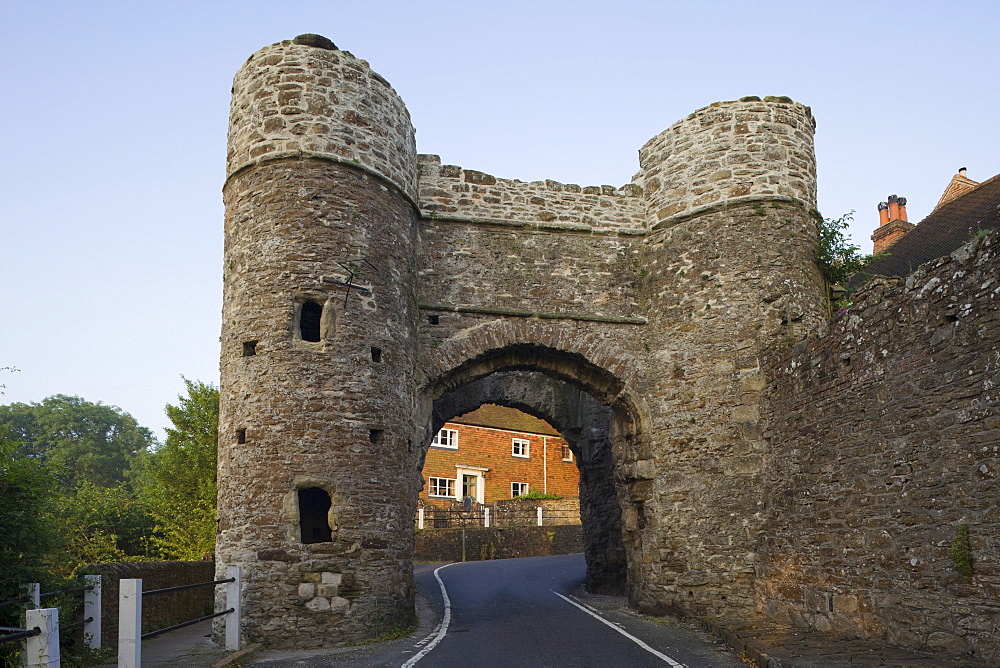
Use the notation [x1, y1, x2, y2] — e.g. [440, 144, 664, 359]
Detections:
[216, 34, 998, 661]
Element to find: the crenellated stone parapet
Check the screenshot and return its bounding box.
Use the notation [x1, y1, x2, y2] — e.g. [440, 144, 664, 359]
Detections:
[227, 35, 417, 201]
[418, 154, 646, 232]
[635, 96, 817, 228]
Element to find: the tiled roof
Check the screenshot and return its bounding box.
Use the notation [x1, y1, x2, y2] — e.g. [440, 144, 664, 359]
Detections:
[450, 404, 560, 436]
[859, 172, 1000, 280]
[934, 173, 980, 211]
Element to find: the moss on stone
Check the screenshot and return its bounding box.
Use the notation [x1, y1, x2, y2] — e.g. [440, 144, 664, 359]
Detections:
[952, 523, 973, 578]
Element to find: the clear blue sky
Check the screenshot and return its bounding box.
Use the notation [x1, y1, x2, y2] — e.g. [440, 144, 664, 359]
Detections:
[2, 0, 998, 438]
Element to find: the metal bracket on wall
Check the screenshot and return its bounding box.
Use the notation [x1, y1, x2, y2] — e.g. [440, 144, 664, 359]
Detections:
[322, 257, 379, 309]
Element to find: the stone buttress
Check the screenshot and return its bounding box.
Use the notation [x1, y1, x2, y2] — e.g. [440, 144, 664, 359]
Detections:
[218, 36, 421, 646]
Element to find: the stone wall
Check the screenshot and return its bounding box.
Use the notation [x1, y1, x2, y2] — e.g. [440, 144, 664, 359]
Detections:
[81, 561, 215, 646]
[492, 497, 581, 526]
[417, 154, 646, 231]
[228, 37, 417, 200]
[417, 218, 644, 323]
[414, 525, 583, 563]
[758, 233, 1000, 662]
[635, 97, 816, 227]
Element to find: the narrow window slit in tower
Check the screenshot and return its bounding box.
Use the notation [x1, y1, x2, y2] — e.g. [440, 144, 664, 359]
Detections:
[371, 347, 382, 363]
[369, 429, 384, 444]
[300, 301, 322, 342]
[242, 340, 258, 357]
[236, 429, 246, 444]
[427, 314, 439, 325]
[298, 487, 332, 544]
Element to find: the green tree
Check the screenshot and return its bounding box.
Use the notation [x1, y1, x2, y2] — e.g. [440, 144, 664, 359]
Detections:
[137, 379, 219, 559]
[46, 482, 158, 577]
[0, 395, 155, 488]
[0, 436, 59, 604]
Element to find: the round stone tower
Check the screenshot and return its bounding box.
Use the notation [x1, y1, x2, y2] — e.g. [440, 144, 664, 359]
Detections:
[627, 97, 827, 617]
[635, 95, 826, 342]
[218, 35, 421, 646]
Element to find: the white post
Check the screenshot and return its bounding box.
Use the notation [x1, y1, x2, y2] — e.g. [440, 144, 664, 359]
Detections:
[417, 507, 425, 530]
[537, 507, 543, 526]
[83, 574, 101, 649]
[225, 566, 242, 651]
[484, 507, 490, 528]
[24, 607, 59, 668]
[26, 582, 40, 609]
[543, 436, 548, 494]
[118, 578, 142, 668]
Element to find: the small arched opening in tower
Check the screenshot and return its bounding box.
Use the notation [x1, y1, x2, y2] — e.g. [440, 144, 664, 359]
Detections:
[300, 302, 323, 342]
[298, 487, 333, 543]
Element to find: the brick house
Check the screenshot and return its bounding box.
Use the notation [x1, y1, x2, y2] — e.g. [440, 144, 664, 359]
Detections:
[868, 168, 999, 260]
[419, 404, 579, 505]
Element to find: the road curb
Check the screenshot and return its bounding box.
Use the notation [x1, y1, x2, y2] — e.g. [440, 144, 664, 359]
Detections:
[697, 619, 774, 667]
[212, 642, 261, 668]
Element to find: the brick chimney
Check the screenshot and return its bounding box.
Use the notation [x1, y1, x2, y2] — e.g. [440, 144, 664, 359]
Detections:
[871, 193, 915, 254]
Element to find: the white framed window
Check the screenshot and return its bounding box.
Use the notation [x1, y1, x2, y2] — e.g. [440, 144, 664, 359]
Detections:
[512, 438, 530, 458]
[432, 428, 458, 449]
[511, 482, 529, 497]
[428, 477, 456, 498]
[561, 445, 574, 462]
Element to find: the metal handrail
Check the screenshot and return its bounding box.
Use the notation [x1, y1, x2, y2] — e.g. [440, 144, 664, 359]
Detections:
[141, 608, 234, 640]
[0, 626, 40, 644]
[63, 616, 94, 630]
[0, 597, 30, 609]
[143, 577, 235, 597]
[39, 584, 92, 599]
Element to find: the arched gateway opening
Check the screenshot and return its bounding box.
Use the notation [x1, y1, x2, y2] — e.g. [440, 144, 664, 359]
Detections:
[417, 344, 651, 599]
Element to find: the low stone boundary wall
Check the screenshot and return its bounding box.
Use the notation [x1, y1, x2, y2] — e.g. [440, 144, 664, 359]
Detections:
[81, 560, 215, 646]
[493, 497, 580, 526]
[414, 525, 582, 563]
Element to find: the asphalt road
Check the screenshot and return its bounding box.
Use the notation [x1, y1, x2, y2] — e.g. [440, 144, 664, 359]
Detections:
[250, 554, 743, 667]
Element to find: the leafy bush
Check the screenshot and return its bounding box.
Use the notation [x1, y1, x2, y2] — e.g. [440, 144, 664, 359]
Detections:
[813, 210, 884, 287]
[515, 490, 562, 500]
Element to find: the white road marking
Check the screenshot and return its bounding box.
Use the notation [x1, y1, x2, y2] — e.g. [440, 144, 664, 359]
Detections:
[401, 564, 454, 667]
[552, 591, 686, 667]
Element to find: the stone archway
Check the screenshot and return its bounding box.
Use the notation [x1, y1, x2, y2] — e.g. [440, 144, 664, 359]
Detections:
[418, 344, 653, 601]
[432, 370, 625, 594]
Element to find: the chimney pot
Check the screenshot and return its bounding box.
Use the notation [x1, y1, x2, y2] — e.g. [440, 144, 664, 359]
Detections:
[887, 195, 901, 221]
[878, 201, 890, 225]
[959, 167, 967, 176]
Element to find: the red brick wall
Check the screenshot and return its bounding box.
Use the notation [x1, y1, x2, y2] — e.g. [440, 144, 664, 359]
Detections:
[420, 422, 579, 504]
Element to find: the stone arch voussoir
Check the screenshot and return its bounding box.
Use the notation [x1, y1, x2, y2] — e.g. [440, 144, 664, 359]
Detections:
[420, 319, 642, 417]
